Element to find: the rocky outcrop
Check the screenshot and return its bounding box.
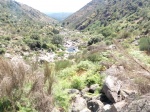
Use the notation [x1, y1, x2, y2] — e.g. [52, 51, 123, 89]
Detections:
[101, 75, 137, 103]
[101, 76, 122, 103]
[110, 100, 127, 112]
[69, 95, 90, 112]
[122, 94, 150, 112]
[87, 100, 104, 112]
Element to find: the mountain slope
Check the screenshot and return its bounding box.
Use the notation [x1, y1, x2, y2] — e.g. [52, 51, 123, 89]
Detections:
[0, 0, 59, 36]
[64, 0, 150, 37]
[0, 0, 61, 55]
[0, 0, 57, 23]
[64, 0, 103, 28]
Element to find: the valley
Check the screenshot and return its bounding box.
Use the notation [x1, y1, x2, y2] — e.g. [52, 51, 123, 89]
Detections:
[0, 0, 150, 112]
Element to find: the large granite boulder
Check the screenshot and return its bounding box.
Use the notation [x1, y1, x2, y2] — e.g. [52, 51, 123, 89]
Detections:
[69, 95, 89, 112]
[122, 93, 150, 112]
[101, 76, 122, 103]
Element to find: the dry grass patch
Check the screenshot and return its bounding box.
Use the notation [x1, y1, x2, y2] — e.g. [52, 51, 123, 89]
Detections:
[0, 57, 26, 111]
[29, 62, 55, 112]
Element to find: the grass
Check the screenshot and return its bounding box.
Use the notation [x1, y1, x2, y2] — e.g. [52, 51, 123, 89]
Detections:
[53, 59, 104, 110]
[0, 57, 57, 112]
[0, 57, 26, 111]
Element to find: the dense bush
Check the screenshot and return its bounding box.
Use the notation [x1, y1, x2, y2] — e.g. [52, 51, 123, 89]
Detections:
[58, 67, 76, 78]
[85, 72, 103, 87]
[119, 31, 131, 39]
[0, 48, 6, 54]
[52, 35, 63, 46]
[24, 34, 42, 50]
[139, 37, 150, 52]
[88, 37, 101, 46]
[71, 76, 84, 90]
[30, 34, 40, 40]
[54, 90, 70, 111]
[87, 52, 101, 62]
[100, 27, 113, 37]
[0, 98, 11, 112]
[55, 60, 72, 71]
[77, 60, 93, 71]
[52, 28, 59, 34]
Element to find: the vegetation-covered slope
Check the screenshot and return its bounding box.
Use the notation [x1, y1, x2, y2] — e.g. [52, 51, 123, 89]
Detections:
[0, 0, 150, 111]
[0, 0, 56, 23]
[0, 0, 63, 54]
[0, 0, 58, 37]
[63, 0, 103, 28]
[64, 0, 150, 37]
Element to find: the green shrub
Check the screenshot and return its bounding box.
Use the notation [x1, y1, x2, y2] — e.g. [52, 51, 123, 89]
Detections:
[42, 43, 49, 49]
[85, 72, 103, 87]
[87, 53, 101, 62]
[30, 34, 40, 40]
[26, 39, 42, 50]
[52, 28, 59, 34]
[119, 31, 131, 38]
[17, 98, 37, 112]
[100, 27, 113, 37]
[52, 35, 63, 46]
[0, 48, 6, 54]
[139, 37, 150, 52]
[54, 91, 70, 111]
[0, 98, 11, 112]
[58, 67, 76, 78]
[24, 35, 42, 50]
[77, 60, 93, 71]
[71, 76, 84, 90]
[88, 37, 101, 46]
[55, 60, 72, 71]
[105, 40, 112, 45]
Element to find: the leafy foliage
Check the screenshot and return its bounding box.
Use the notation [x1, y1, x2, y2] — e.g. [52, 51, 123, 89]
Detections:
[55, 60, 72, 71]
[77, 60, 93, 71]
[85, 72, 103, 87]
[52, 35, 64, 46]
[71, 76, 84, 90]
[139, 37, 150, 52]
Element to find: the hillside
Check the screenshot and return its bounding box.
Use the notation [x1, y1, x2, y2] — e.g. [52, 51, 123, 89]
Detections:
[47, 12, 72, 21]
[0, 0, 62, 55]
[0, 0, 56, 23]
[63, 0, 102, 28]
[0, 0, 150, 112]
[64, 0, 150, 37]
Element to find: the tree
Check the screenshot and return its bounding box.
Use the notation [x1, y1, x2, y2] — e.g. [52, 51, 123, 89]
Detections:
[51, 35, 63, 47]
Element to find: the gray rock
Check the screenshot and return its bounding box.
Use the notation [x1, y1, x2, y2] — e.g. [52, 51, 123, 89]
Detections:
[103, 104, 111, 112]
[51, 107, 60, 112]
[122, 94, 150, 112]
[121, 89, 137, 100]
[87, 100, 104, 112]
[80, 108, 91, 112]
[67, 89, 80, 94]
[89, 84, 100, 93]
[104, 65, 125, 76]
[4, 53, 11, 58]
[70, 95, 87, 112]
[82, 87, 90, 94]
[102, 76, 122, 103]
[110, 100, 127, 112]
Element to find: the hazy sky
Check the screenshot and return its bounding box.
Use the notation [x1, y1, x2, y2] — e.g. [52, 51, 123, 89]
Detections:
[15, 0, 92, 13]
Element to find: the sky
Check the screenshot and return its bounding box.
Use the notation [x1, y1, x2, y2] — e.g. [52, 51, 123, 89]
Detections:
[15, 0, 92, 13]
